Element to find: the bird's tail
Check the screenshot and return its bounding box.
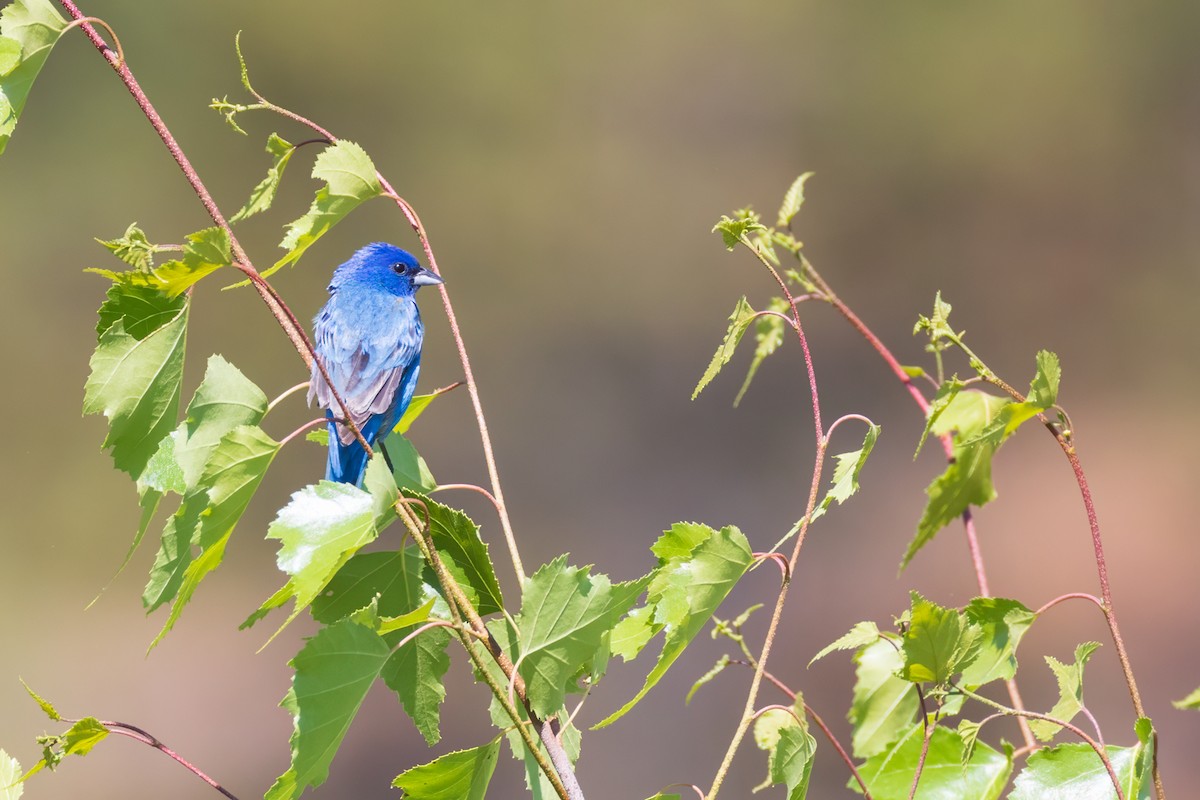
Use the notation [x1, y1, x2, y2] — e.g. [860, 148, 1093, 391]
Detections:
[325, 413, 387, 486]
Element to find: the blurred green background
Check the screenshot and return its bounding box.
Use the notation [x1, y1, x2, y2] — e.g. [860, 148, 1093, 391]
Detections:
[2, 1, 1198, 797]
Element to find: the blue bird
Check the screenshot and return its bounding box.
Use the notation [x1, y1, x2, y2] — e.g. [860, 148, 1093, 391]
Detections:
[308, 242, 443, 486]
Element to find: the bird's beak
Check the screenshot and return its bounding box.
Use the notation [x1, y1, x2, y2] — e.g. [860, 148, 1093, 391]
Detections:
[413, 267, 445, 287]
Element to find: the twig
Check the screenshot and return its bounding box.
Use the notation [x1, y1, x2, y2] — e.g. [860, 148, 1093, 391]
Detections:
[59, 3, 371, 459]
[64, 719, 236, 799]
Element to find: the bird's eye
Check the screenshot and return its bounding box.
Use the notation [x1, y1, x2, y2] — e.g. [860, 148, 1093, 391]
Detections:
[391, 262, 408, 275]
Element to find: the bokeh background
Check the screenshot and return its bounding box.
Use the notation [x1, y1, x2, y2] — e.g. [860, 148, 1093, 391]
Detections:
[2, 1, 1198, 797]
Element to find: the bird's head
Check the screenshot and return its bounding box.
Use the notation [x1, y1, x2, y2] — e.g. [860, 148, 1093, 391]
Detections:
[330, 242, 444, 296]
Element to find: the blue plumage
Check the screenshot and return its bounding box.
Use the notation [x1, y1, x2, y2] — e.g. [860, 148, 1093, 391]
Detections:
[308, 242, 443, 485]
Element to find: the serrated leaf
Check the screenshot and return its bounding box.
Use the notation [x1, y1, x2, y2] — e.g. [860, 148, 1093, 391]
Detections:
[414, 493, 505, 616]
[257, 479, 388, 641]
[957, 718, 983, 768]
[0, 0, 68, 157]
[83, 288, 189, 479]
[1029, 350, 1061, 409]
[960, 597, 1036, 687]
[913, 377, 964, 459]
[595, 524, 753, 728]
[712, 214, 767, 250]
[813, 423, 880, 521]
[24, 717, 109, 779]
[609, 604, 658, 661]
[481, 620, 583, 800]
[21, 680, 59, 720]
[90, 227, 232, 298]
[809, 621, 880, 667]
[391, 738, 502, 799]
[913, 291, 956, 341]
[1009, 739, 1152, 800]
[693, 296, 757, 400]
[147, 425, 280, 648]
[900, 592, 981, 685]
[1029, 642, 1101, 742]
[777, 172, 814, 228]
[769, 723, 816, 800]
[903, 390, 1006, 569]
[265, 617, 391, 800]
[686, 654, 731, 704]
[857, 724, 1011, 800]
[267, 140, 382, 277]
[0, 749, 21, 800]
[849, 639, 919, 758]
[734, 296, 788, 407]
[230, 132, 295, 223]
[1172, 686, 1200, 710]
[513, 558, 650, 718]
[309, 548, 433, 626]
[383, 623, 452, 746]
[96, 222, 158, 271]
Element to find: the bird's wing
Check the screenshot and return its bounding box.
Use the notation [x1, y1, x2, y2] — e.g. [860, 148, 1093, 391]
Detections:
[310, 291, 423, 445]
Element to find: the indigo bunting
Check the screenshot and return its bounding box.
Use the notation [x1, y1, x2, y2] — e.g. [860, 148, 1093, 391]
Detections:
[308, 242, 443, 485]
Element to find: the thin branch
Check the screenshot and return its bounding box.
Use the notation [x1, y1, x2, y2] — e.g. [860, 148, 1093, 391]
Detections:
[959, 686, 1125, 800]
[909, 720, 936, 800]
[60, 3, 371, 459]
[64, 719, 236, 799]
[728, 660, 872, 798]
[380, 185, 527, 586]
[824, 412, 877, 443]
[706, 235, 827, 800]
[1036, 592, 1106, 617]
[266, 381, 311, 415]
[277, 417, 328, 449]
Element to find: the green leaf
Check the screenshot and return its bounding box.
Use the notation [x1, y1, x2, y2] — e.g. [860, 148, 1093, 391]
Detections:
[959, 597, 1037, 687]
[957, 718, 983, 768]
[309, 548, 433, 625]
[147, 425, 280, 648]
[479, 621, 583, 800]
[89, 227, 232, 298]
[394, 390, 441, 435]
[24, 717, 109, 779]
[513, 558, 650, 718]
[1009, 738, 1153, 800]
[693, 296, 758, 400]
[734, 296, 788, 407]
[175, 355, 270, 489]
[595, 523, 753, 728]
[900, 592, 981, 685]
[913, 377, 964, 459]
[388, 435, 438, 493]
[686, 653, 731, 704]
[849, 639, 919, 759]
[382, 622, 452, 745]
[769, 723, 817, 800]
[712, 214, 767, 250]
[913, 291, 956, 341]
[83, 287, 189, 479]
[777, 172, 815, 228]
[1172, 685, 1200, 710]
[230, 133, 295, 223]
[0, 749, 22, 800]
[609, 604, 658, 661]
[391, 738, 502, 799]
[1028, 350, 1061, 409]
[903, 390, 1006, 569]
[415, 494, 505, 615]
[0, 0, 68, 157]
[856, 724, 1011, 800]
[1029, 642, 1101, 742]
[257, 479, 389, 641]
[809, 621, 880, 667]
[265, 617, 391, 800]
[96, 222, 159, 271]
[268, 140, 382, 277]
[21, 680, 59, 720]
[813, 423, 880, 521]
